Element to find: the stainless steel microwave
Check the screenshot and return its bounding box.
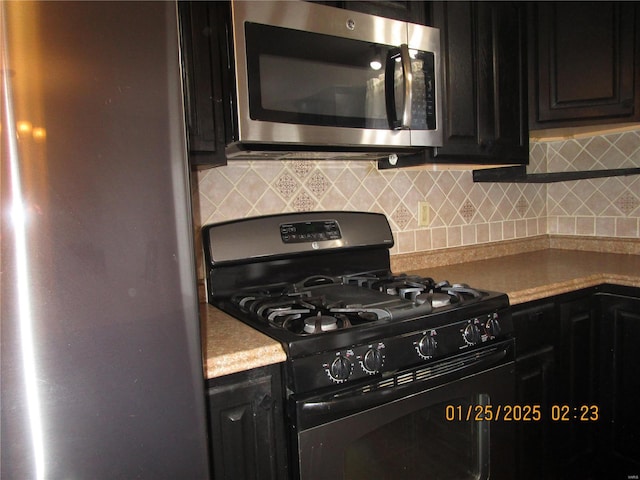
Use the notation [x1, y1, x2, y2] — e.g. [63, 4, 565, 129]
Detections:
[227, 0, 442, 160]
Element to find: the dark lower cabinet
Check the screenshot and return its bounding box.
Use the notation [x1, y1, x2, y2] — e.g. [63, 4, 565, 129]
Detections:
[513, 300, 558, 480]
[513, 286, 640, 480]
[596, 289, 640, 479]
[554, 294, 600, 479]
[514, 346, 556, 479]
[207, 364, 288, 480]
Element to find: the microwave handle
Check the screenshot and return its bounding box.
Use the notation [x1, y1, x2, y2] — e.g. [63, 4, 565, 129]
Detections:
[385, 44, 413, 130]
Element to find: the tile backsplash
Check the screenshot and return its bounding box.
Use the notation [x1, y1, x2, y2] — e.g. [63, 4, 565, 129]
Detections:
[193, 127, 640, 257]
[542, 129, 640, 238]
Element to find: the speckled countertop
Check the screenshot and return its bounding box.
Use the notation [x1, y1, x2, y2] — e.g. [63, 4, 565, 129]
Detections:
[406, 248, 640, 304]
[200, 304, 288, 379]
[201, 243, 640, 380]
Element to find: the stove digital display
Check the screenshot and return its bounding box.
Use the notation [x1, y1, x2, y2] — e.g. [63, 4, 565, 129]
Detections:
[280, 220, 342, 243]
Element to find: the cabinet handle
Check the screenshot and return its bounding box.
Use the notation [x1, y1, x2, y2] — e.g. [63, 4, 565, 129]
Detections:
[257, 394, 274, 410]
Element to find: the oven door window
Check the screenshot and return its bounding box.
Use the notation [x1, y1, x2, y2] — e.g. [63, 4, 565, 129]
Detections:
[344, 394, 488, 480]
[296, 359, 514, 480]
[244, 23, 433, 131]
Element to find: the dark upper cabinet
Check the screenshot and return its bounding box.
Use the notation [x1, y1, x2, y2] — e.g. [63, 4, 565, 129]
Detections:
[529, 2, 640, 130]
[178, 1, 234, 168]
[428, 1, 529, 165]
[328, 1, 428, 24]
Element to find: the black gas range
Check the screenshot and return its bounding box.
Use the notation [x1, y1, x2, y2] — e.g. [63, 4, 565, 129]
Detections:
[203, 211, 513, 395]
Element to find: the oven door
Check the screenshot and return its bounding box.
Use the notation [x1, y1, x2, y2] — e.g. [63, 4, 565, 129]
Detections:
[292, 341, 515, 480]
[231, 1, 442, 148]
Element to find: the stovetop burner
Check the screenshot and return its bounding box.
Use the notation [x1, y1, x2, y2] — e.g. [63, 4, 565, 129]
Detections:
[303, 315, 340, 333]
[230, 274, 488, 335]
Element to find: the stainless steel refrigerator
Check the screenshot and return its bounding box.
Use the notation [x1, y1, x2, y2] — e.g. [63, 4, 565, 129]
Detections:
[1, 2, 210, 478]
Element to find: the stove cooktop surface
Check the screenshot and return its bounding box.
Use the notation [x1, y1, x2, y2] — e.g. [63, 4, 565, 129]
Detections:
[229, 273, 491, 335]
[215, 272, 511, 393]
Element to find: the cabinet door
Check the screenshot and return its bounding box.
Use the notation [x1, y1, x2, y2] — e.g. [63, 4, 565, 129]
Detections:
[512, 301, 558, 480]
[515, 348, 556, 480]
[207, 365, 288, 480]
[529, 2, 640, 129]
[311, 1, 427, 24]
[597, 293, 640, 478]
[179, 1, 233, 168]
[430, 1, 528, 164]
[340, 1, 426, 24]
[554, 296, 600, 478]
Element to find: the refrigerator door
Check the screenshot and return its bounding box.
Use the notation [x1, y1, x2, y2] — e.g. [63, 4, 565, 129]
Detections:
[1, 2, 210, 478]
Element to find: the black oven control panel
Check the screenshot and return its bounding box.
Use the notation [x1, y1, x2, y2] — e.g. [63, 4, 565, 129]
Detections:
[280, 220, 342, 244]
[288, 310, 513, 393]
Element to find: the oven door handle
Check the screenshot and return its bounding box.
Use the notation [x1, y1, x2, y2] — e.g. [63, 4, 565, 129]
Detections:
[299, 345, 511, 416]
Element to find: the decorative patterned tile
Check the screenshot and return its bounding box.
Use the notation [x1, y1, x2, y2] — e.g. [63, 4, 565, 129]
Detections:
[274, 172, 299, 199]
[291, 160, 313, 178]
[306, 171, 330, 198]
[460, 200, 476, 223]
[391, 204, 412, 230]
[615, 192, 640, 216]
[292, 191, 315, 212]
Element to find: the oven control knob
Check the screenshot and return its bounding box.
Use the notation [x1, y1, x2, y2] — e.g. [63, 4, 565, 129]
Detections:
[463, 323, 481, 345]
[417, 335, 437, 358]
[363, 348, 383, 373]
[485, 315, 501, 337]
[330, 355, 352, 381]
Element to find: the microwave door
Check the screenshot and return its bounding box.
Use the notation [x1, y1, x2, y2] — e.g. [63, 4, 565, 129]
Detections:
[233, 1, 414, 149]
[230, 0, 443, 151]
[242, 23, 403, 135]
